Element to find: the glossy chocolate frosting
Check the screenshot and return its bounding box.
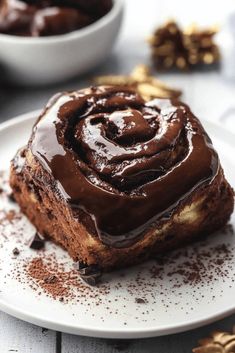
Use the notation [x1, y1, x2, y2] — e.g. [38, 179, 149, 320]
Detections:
[0, 0, 112, 36]
[30, 86, 219, 247]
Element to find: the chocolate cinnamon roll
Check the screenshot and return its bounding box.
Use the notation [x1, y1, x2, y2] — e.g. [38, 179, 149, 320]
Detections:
[10, 86, 234, 270]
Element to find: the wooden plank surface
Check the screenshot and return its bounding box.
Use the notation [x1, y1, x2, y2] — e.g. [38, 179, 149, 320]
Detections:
[0, 312, 235, 352]
[61, 314, 235, 353]
[0, 312, 56, 353]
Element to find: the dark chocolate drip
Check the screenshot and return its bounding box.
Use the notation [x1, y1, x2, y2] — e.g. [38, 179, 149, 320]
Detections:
[30, 86, 219, 248]
[0, 0, 112, 36]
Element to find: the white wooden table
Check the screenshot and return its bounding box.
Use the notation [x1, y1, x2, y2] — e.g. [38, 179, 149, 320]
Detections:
[1, 0, 235, 351]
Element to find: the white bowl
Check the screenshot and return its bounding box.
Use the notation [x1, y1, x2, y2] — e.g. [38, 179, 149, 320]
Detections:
[0, 0, 123, 85]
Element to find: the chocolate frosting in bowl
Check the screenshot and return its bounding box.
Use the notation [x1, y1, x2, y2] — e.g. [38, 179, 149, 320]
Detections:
[0, 0, 112, 36]
[30, 86, 219, 247]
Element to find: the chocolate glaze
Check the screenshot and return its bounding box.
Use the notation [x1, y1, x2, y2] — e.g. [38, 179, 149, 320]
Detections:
[0, 0, 112, 36]
[30, 86, 219, 248]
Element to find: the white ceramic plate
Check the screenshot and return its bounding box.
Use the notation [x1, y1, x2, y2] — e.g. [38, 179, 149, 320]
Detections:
[0, 111, 234, 339]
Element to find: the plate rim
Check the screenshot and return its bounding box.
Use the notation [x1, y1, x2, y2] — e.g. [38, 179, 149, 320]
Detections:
[0, 297, 235, 339]
[0, 110, 234, 339]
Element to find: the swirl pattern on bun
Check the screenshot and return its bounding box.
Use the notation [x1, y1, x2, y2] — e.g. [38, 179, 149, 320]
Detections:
[29, 86, 219, 247]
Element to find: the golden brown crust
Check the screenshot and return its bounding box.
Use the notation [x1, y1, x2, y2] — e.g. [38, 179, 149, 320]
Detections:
[10, 147, 234, 271]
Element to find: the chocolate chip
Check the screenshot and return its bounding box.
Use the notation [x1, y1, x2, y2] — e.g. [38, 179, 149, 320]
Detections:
[12, 247, 20, 256]
[75, 262, 102, 286]
[44, 275, 58, 284]
[73, 261, 87, 271]
[135, 298, 146, 304]
[79, 264, 101, 276]
[29, 232, 45, 250]
[59, 297, 64, 302]
[80, 272, 101, 286]
[8, 192, 16, 202]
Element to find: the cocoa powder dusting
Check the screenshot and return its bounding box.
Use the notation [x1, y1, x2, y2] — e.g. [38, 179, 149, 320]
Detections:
[152, 241, 233, 286]
[27, 258, 69, 300]
[24, 254, 110, 302]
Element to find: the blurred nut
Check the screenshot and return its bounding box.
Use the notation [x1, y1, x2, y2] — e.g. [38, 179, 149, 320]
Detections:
[94, 64, 182, 100]
[149, 20, 220, 71]
[193, 327, 235, 353]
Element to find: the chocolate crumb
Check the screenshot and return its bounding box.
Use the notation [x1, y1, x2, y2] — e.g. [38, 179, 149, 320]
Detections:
[5, 210, 17, 222]
[29, 232, 45, 250]
[44, 275, 58, 284]
[12, 247, 20, 256]
[135, 298, 147, 304]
